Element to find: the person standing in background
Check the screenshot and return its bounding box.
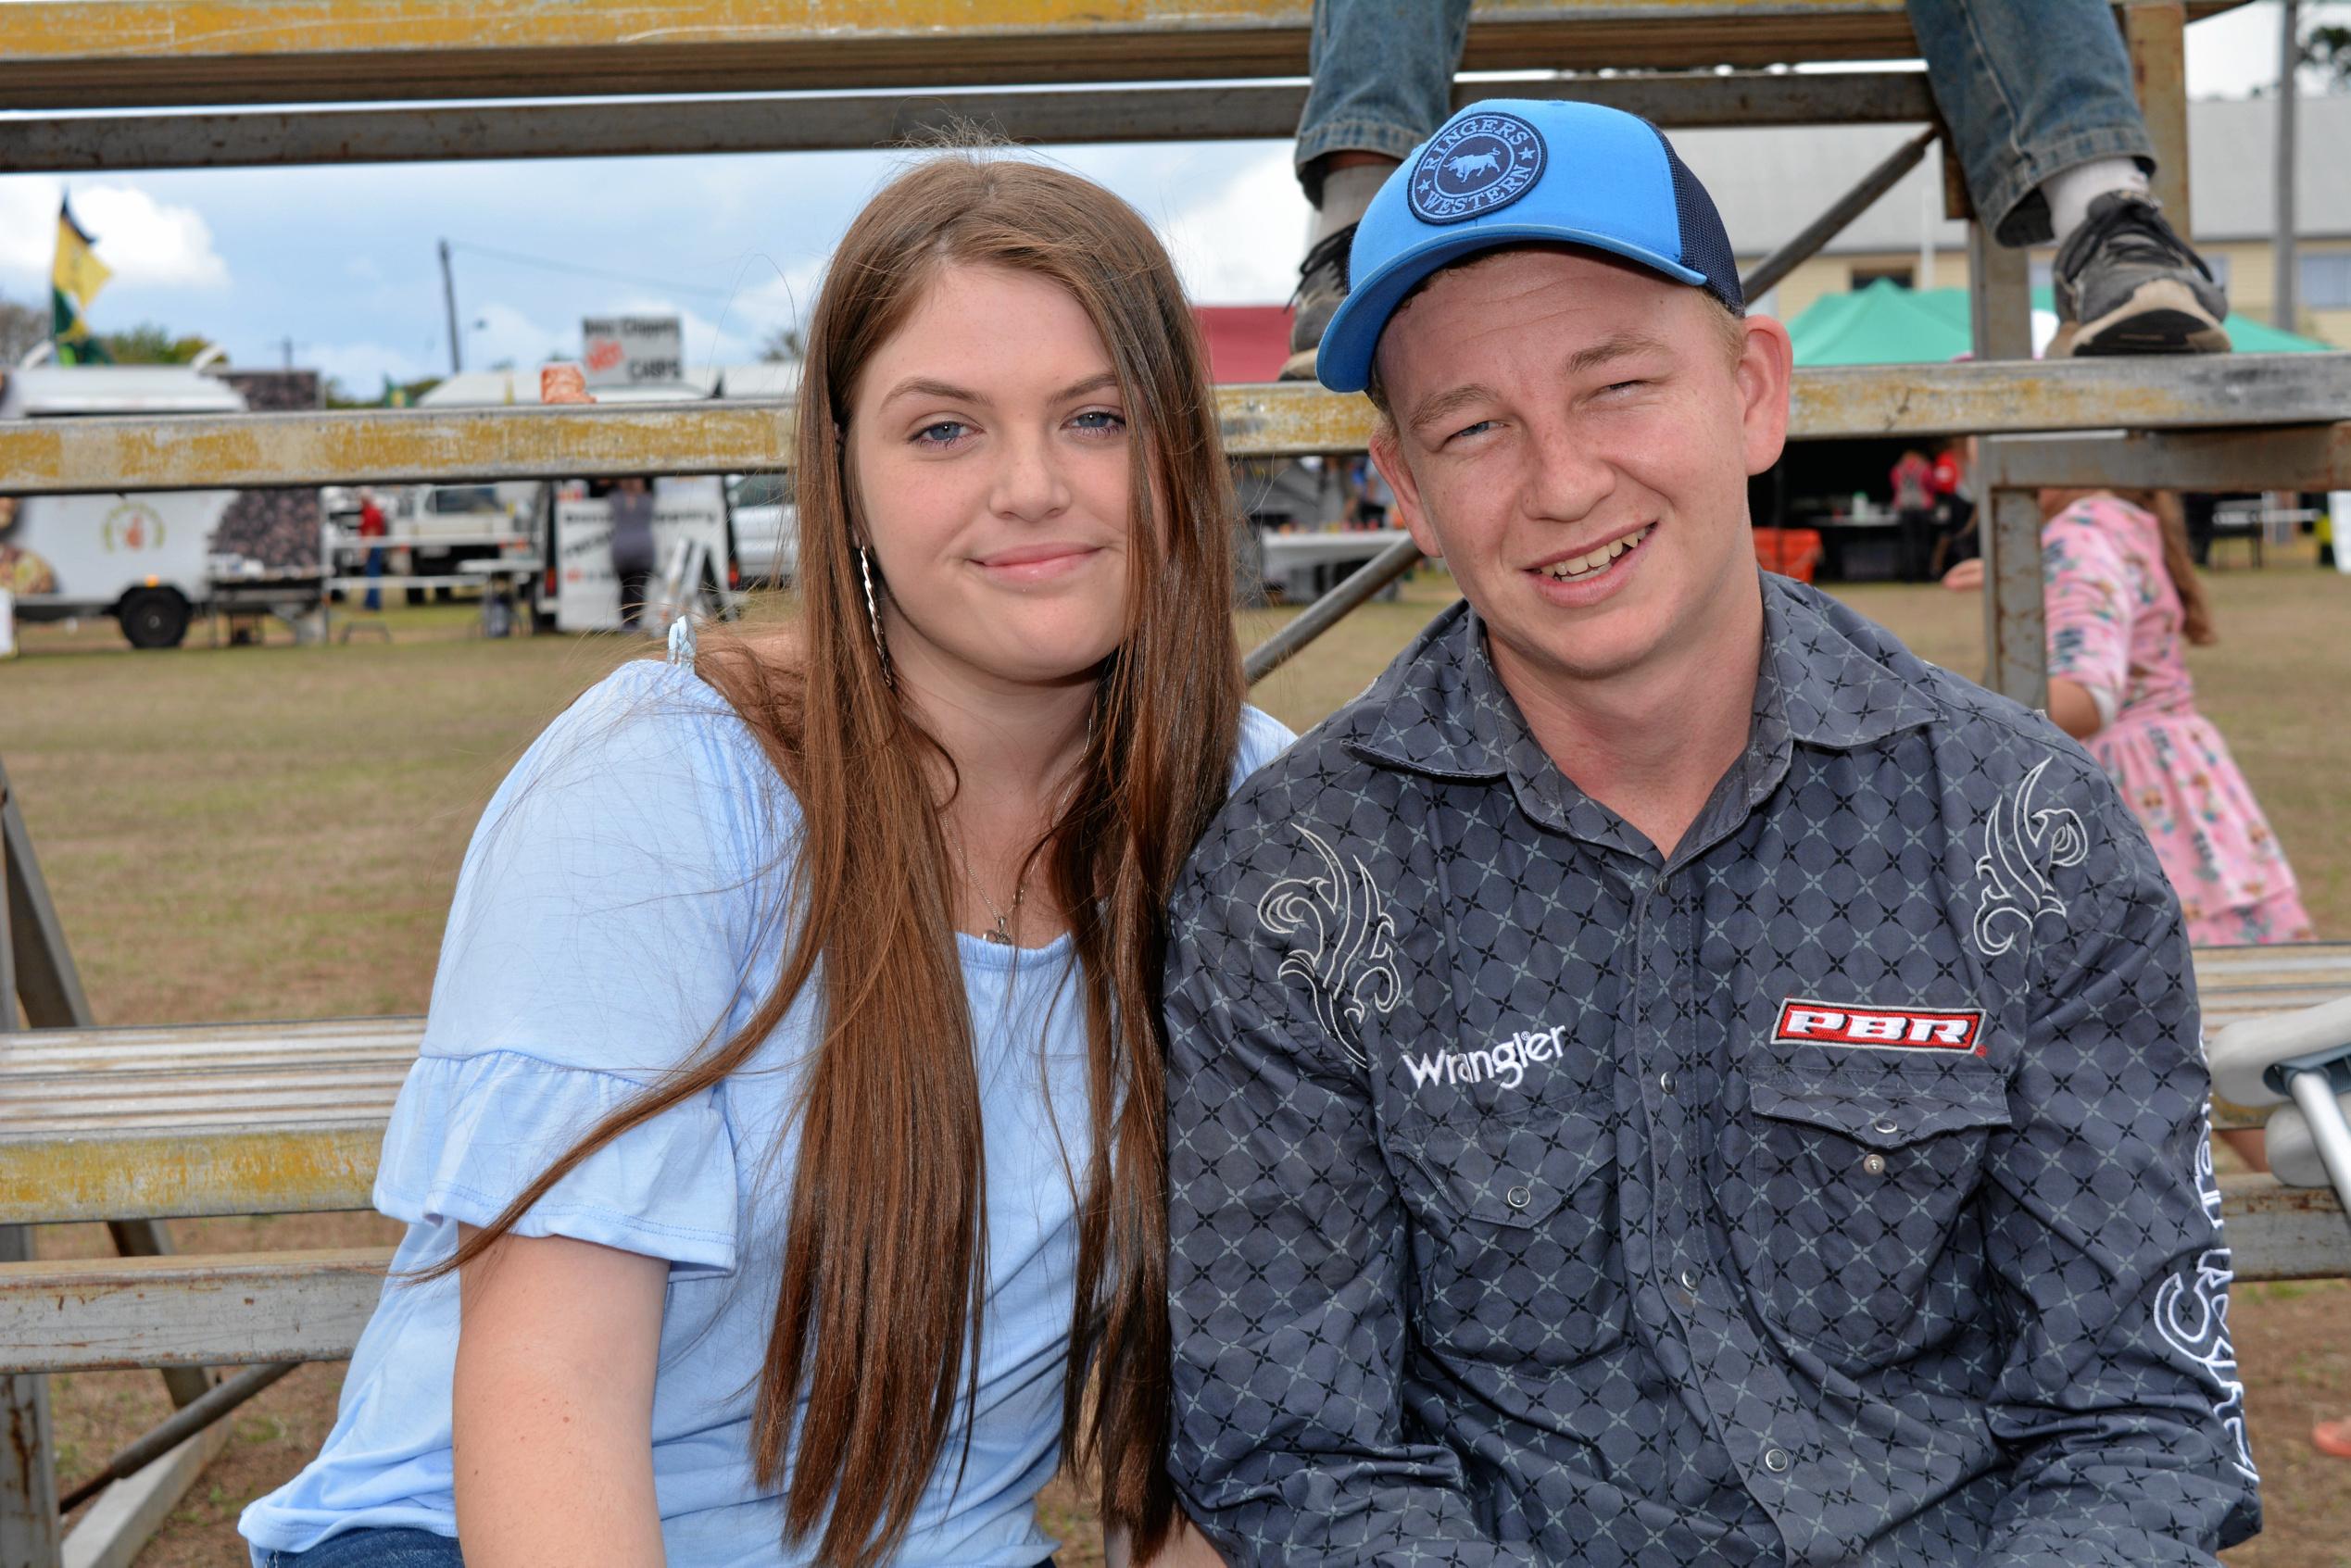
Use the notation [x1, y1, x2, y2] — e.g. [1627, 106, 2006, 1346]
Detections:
[1945, 487, 2310, 1190]
[1947, 490, 2311, 950]
[358, 488, 388, 613]
[1890, 448, 1935, 581]
[607, 476, 657, 632]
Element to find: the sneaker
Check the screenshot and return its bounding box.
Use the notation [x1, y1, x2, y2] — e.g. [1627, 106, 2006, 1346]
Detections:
[1279, 223, 1355, 382]
[2051, 192, 2230, 357]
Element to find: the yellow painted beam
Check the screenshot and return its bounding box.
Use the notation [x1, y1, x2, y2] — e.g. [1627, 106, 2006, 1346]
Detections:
[2, 358, 2346, 495]
[0, 0, 1946, 108]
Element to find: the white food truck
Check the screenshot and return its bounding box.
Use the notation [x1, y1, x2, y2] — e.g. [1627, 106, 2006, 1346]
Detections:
[0, 361, 326, 647]
[413, 361, 744, 633]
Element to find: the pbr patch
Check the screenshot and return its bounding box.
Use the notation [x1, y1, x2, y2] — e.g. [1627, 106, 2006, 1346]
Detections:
[1409, 112, 1547, 225]
[1773, 998, 1986, 1053]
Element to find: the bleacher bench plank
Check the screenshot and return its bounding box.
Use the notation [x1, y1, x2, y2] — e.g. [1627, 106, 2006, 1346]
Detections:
[0, 1248, 388, 1374]
[0, 945, 2343, 1226]
[5, 358, 2349, 498]
[0, 2, 2246, 111]
[0, 1175, 2339, 1375]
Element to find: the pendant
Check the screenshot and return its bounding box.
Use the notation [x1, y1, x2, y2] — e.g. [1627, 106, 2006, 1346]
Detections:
[986, 917, 1014, 946]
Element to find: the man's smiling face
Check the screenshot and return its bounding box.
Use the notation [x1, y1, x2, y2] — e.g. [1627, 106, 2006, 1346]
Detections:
[1369, 245, 1792, 696]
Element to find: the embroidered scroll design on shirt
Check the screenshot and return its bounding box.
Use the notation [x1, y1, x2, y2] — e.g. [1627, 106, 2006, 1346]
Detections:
[1972, 757, 2089, 957]
[2153, 1111, 2258, 1482]
[1258, 827, 1402, 1068]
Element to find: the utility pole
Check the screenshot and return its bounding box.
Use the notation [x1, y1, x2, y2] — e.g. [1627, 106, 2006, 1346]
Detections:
[280, 334, 295, 370]
[2276, 0, 2299, 332]
[438, 237, 463, 374]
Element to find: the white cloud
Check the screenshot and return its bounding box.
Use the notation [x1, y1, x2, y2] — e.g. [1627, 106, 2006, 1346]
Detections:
[0, 177, 230, 291]
[1153, 147, 1312, 306]
[463, 298, 573, 371]
[308, 337, 438, 395]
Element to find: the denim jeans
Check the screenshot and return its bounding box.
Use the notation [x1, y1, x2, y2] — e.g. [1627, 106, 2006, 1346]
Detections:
[1907, 0, 2154, 245]
[259, 1528, 463, 1568]
[1291, 0, 1469, 205]
[1291, 0, 2153, 245]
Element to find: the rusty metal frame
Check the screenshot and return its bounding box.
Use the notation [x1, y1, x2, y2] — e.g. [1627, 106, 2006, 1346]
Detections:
[1, 1167, 2339, 1381]
[0, 69, 1940, 175]
[1978, 425, 2351, 491]
[2125, 1, 2194, 228]
[0, 1, 1952, 110]
[3, 757, 215, 1568]
[1741, 127, 1938, 302]
[7, 358, 2348, 496]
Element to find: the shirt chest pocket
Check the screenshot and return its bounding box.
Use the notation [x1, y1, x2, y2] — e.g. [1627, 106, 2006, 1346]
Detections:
[1717, 1066, 2012, 1374]
[1390, 1096, 1623, 1370]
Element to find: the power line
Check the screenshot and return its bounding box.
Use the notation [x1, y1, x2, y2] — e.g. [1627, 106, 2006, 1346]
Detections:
[443, 239, 736, 302]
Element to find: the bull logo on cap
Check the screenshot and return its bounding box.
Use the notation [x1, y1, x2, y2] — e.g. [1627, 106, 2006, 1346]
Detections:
[1409, 111, 1547, 225]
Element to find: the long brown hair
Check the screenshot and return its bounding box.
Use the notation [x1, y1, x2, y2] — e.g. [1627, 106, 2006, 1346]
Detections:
[2043, 486, 2217, 645]
[432, 153, 1242, 1562]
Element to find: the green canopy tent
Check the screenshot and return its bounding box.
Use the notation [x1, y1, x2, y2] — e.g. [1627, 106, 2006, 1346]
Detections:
[1783, 278, 2335, 365]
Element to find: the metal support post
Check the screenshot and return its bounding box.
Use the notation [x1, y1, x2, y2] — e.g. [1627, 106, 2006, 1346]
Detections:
[2266, 1045, 2351, 1226]
[0, 1228, 61, 1568]
[2124, 3, 2193, 229]
[1741, 128, 1937, 303]
[1967, 222, 2043, 709]
[0, 800, 58, 1568]
[2, 756, 214, 1561]
[1245, 537, 1423, 686]
[2275, 0, 2300, 331]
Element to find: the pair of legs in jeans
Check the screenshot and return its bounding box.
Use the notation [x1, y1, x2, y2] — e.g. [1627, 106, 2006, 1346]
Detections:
[1286, 0, 2228, 372]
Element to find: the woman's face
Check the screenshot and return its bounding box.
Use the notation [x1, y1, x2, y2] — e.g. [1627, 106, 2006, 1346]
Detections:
[847, 262, 1137, 696]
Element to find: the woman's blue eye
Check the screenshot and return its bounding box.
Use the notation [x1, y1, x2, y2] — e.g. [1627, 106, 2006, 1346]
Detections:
[915, 420, 969, 446]
[1072, 409, 1126, 433]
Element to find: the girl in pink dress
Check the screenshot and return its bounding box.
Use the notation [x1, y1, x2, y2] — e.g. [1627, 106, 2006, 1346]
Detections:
[2039, 489, 2312, 946]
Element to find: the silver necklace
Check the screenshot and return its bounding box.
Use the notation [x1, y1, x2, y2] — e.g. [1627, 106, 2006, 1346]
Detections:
[955, 842, 1028, 946]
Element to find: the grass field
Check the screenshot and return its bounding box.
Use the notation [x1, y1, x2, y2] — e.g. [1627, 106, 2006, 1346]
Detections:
[6, 559, 2348, 1565]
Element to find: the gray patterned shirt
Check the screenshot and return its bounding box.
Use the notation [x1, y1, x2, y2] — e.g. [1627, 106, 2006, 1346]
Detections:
[1165, 577, 2259, 1566]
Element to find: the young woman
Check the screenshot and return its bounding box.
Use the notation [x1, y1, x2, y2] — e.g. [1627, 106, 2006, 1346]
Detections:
[240, 153, 1289, 1568]
[1948, 488, 2311, 947]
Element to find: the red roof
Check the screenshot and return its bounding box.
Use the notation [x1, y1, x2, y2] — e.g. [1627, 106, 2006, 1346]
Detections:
[1193, 305, 1294, 384]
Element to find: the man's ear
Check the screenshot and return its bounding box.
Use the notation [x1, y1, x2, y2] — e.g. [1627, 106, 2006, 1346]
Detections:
[1369, 423, 1445, 562]
[1735, 314, 1795, 478]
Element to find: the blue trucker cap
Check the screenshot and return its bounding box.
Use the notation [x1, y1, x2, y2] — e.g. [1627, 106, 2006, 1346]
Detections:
[1317, 98, 1743, 394]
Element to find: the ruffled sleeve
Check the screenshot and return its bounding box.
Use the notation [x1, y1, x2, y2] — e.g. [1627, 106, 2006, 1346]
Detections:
[375, 660, 788, 1276]
[2042, 499, 2137, 716]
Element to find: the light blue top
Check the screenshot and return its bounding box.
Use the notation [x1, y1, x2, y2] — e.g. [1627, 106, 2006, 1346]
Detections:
[240, 659, 1292, 1568]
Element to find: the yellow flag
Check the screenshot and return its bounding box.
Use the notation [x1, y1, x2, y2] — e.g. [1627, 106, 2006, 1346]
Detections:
[54, 202, 111, 310]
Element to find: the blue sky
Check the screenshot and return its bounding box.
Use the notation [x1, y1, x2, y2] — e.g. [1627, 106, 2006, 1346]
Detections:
[2, 138, 1306, 395]
[0, 0, 2319, 395]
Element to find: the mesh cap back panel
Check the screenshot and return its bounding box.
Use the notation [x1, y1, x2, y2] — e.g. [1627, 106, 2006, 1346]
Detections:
[1658, 134, 1745, 314]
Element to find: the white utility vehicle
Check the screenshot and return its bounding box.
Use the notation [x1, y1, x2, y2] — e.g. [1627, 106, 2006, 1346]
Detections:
[0, 360, 325, 647]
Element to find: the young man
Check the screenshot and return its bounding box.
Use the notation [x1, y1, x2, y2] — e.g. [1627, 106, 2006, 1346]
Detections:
[1166, 99, 2259, 1565]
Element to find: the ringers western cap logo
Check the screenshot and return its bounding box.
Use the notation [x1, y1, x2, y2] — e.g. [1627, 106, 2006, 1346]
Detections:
[1408, 111, 1547, 225]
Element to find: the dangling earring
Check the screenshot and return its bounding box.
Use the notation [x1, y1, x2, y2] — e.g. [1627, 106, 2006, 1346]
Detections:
[860, 545, 894, 689]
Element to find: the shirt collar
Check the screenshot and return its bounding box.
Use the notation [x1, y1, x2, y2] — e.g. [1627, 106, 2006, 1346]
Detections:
[1345, 577, 1940, 831]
